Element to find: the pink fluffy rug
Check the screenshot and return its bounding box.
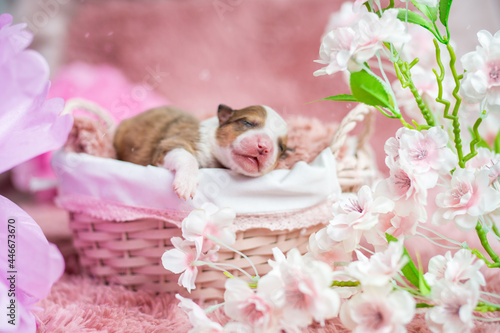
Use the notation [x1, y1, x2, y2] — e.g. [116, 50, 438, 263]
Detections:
[33, 272, 500, 332]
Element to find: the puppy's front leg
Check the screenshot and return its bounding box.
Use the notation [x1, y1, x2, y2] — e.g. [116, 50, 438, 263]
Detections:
[160, 148, 199, 200]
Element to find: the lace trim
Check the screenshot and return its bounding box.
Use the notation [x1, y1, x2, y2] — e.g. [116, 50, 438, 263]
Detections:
[56, 194, 332, 231]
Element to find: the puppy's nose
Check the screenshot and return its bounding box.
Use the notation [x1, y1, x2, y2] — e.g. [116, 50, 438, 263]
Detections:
[257, 142, 270, 155]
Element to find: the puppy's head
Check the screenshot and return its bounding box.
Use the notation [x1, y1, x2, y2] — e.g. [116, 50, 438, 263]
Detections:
[213, 104, 288, 177]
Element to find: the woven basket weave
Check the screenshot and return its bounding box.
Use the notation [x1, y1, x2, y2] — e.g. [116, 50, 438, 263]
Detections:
[58, 101, 377, 302]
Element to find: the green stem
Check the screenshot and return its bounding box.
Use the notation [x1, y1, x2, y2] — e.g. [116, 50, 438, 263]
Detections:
[463, 116, 484, 163]
[475, 222, 500, 266]
[393, 56, 435, 127]
[331, 280, 360, 287]
[447, 42, 465, 167]
[433, 39, 465, 167]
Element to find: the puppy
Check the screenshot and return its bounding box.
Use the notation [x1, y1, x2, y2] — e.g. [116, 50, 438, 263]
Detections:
[113, 104, 288, 200]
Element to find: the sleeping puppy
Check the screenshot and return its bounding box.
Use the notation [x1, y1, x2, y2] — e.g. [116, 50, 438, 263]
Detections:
[113, 104, 288, 200]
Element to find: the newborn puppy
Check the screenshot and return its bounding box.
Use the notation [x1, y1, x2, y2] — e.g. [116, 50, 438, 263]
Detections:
[113, 104, 288, 200]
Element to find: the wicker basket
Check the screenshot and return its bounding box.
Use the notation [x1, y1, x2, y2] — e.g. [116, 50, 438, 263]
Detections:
[55, 101, 377, 302]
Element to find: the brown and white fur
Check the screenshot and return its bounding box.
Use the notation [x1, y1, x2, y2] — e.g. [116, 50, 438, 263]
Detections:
[113, 104, 288, 200]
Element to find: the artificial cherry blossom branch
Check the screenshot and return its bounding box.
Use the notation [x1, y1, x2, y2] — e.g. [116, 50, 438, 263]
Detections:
[392, 51, 435, 127]
[463, 116, 485, 163]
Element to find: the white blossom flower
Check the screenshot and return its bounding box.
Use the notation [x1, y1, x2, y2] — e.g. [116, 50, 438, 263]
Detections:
[433, 168, 500, 231]
[384, 128, 404, 166]
[398, 127, 458, 175]
[224, 279, 276, 332]
[466, 147, 500, 184]
[314, 9, 410, 75]
[306, 230, 353, 266]
[323, 2, 368, 33]
[181, 203, 236, 253]
[424, 249, 485, 287]
[340, 285, 416, 332]
[426, 280, 479, 333]
[346, 240, 407, 287]
[314, 27, 358, 76]
[377, 158, 436, 210]
[162, 237, 201, 292]
[328, 186, 394, 252]
[365, 210, 423, 250]
[460, 30, 500, 113]
[176, 294, 225, 333]
[259, 248, 340, 329]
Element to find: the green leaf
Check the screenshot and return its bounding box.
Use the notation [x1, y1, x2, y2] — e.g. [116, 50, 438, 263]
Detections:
[468, 127, 490, 149]
[322, 94, 358, 102]
[438, 0, 453, 27]
[396, 9, 434, 34]
[411, 0, 438, 22]
[386, 234, 420, 288]
[418, 263, 431, 296]
[494, 129, 500, 154]
[350, 69, 393, 109]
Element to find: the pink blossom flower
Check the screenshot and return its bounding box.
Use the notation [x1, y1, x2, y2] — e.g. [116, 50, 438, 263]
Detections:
[377, 158, 436, 211]
[353, 9, 410, 67]
[224, 279, 276, 332]
[433, 168, 500, 231]
[398, 127, 458, 175]
[314, 9, 410, 76]
[259, 248, 340, 328]
[0, 13, 70, 331]
[340, 285, 416, 333]
[346, 240, 407, 287]
[424, 249, 485, 287]
[365, 210, 423, 250]
[0, 14, 72, 174]
[306, 230, 353, 266]
[426, 280, 478, 333]
[176, 294, 225, 333]
[460, 30, 500, 113]
[162, 237, 201, 292]
[0, 197, 65, 331]
[328, 186, 394, 252]
[181, 203, 236, 253]
[466, 147, 500, 184]
[384, 127, 410, 166]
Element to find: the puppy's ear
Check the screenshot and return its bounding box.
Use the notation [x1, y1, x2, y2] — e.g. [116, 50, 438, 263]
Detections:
[218, 104, 234, 125]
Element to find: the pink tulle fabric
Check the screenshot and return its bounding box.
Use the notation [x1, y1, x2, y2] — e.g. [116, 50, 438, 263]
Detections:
[0, 13, 68, 332]
[11, 62, 169, 194]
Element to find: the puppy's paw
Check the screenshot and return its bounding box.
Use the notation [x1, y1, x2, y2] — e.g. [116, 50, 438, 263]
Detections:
[173, 172, 198, 200]
[162, 148, 200, 200]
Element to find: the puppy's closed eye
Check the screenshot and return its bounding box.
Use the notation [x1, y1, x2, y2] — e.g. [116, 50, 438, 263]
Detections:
[240, 119, 256, 128]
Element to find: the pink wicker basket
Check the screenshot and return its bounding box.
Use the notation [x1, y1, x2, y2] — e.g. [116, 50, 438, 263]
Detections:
[54, 101, 377, 301]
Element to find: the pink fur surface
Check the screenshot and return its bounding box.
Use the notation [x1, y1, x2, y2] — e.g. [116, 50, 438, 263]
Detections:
[33, 273, 500, 332]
